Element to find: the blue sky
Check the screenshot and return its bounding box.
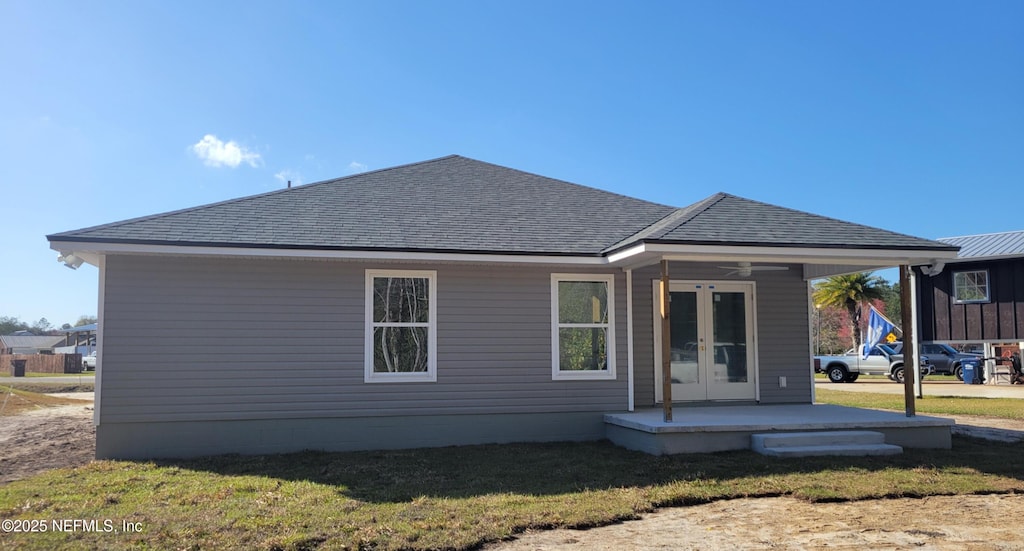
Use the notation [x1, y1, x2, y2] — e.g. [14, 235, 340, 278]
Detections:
[2, 1, 1022, 327]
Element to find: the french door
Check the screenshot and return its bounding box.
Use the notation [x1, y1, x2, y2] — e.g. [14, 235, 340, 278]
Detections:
[654, 281, 757, 402]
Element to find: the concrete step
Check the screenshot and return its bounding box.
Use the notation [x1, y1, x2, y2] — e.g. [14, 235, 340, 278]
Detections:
[754, 443, 904, 457]
[751, 430, 903, 457]
[753, 430, 885, 448]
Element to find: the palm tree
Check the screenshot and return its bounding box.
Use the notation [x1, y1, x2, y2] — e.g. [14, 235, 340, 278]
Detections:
[813, 273, 886, 350]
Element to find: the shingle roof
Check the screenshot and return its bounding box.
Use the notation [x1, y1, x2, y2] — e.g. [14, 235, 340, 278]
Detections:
[48, 155, 955, 257]
[607, 193, 954, 253]
[938, 230, 1024, 260]
[48, 155, 674, 257]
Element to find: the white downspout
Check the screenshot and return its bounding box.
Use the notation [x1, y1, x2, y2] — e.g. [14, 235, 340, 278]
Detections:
[626, 268, 635, 412]
[94, 255, 105, 427]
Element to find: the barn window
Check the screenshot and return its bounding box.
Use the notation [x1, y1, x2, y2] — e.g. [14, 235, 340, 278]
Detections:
[953, 270, 989, 303]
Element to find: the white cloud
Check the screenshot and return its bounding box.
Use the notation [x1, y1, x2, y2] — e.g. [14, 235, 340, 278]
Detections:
[190, 134, 262, 168]
[348, 161, 368, 173]
[274, 169, 302, 187]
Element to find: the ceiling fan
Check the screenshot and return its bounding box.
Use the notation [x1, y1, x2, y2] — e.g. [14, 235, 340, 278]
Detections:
[718, 262, 789, 277]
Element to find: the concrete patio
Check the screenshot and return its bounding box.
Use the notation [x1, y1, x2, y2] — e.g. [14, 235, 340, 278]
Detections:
[605, 404, 953, 455]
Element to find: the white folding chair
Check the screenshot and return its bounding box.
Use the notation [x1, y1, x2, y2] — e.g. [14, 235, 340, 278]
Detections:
[989, 359, 1013, 385]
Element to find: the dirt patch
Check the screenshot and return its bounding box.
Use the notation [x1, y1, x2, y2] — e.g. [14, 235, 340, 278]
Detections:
[487, 415, 1024, 550]
[0, 381, 94, 394]
[0, 386, 93, 416]
[0, 403, 95, 484]
[488, 494, 1024, 550]
[950, 414, 1024, 443]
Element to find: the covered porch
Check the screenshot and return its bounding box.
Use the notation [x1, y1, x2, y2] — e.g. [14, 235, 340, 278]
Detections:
[605, 404, 954, 455]
[607, 201, 962, 455]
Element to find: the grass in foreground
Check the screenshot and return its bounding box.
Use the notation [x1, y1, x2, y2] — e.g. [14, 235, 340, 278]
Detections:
[0, 386, 91, 416]
[816, 388, 1024, 419]
[2, 437, 1023, 550]
[23, 371, 95, 378]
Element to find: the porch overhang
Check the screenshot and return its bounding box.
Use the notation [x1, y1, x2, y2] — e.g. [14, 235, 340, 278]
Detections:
[605, 242, 960, 279]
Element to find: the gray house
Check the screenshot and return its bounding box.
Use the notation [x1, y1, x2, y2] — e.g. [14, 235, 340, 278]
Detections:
[48, 155, 958, 459]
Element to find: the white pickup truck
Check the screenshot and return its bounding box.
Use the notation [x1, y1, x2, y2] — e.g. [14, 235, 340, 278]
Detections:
[814, 344, 931, 384]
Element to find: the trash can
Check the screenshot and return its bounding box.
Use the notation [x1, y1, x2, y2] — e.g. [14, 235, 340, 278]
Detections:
[10, 359, 26, 377]
[962, 359, 979, 385]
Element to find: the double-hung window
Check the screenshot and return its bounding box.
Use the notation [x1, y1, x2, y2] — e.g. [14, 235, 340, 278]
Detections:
[551, 274, 615, 380]
[365, 270, 437, 382]
[953, 270, 989, 303]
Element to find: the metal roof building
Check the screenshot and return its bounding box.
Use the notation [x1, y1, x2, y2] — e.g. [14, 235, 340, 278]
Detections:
[938, 230, 1024, 261]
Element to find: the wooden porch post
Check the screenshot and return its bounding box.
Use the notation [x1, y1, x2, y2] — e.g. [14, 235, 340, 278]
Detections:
[899, 265, 916, 417]
[661, 260, 673, 422]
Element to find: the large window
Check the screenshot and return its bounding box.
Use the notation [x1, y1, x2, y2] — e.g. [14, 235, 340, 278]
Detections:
[953, 270, 989, 303]
[551, 274, 615, 380]
[365, 270, 437, 382]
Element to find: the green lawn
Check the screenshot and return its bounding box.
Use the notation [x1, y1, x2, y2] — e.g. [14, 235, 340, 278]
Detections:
[3, 437, 1024, 550]
[816, 388, 1024, 419]
[3, 387, 1023, 550]
[22, 371, 95, 378]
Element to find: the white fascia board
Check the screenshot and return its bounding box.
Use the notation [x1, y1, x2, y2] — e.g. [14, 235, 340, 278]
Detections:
[608, 242, 959, 267]
[605, 243, 648, 265]
[48, 240, 609, 266]
[52, 239, 960, 269]
[934, 253, 1024, 264]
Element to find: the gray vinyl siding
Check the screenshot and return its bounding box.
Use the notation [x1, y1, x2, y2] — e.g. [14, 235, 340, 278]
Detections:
[96, 412, 608, 459]
[630, 261, 812, 407]
[99, 255, 628, 425]
[754, 269, 813, 403]
[631, 267, 656, 407]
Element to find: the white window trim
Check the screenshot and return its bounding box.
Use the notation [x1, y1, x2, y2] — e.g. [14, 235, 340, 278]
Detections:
[364, 269, 438, 383]
[953, 269, 990, 304]
[551, 273, 616, 381]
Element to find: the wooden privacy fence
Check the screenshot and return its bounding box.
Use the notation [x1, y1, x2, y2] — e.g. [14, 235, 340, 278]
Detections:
[2, 354, 82, 375]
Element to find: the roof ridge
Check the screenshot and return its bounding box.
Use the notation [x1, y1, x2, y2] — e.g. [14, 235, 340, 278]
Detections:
[651, 192, 730, 238]
[47, 155, 464, 240]
[601, 192, 729, 253]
